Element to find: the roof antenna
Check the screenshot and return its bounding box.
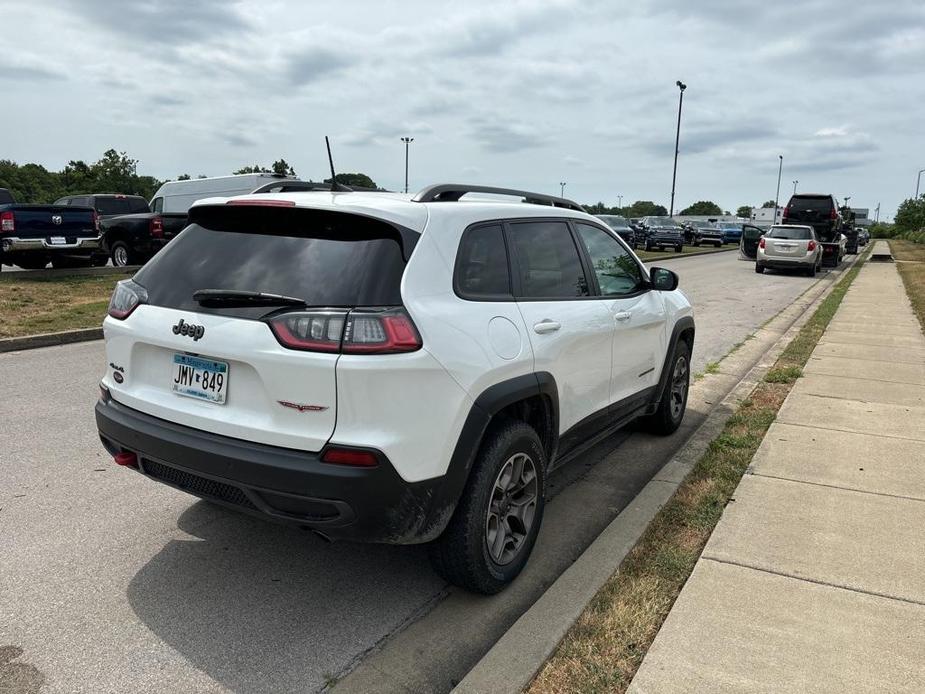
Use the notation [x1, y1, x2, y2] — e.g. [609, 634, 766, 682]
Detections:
[325, 136, 350, 192]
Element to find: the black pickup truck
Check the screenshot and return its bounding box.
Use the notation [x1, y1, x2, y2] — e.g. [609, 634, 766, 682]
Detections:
[55, 193, 186, 267]
[0, 188, 103, 270]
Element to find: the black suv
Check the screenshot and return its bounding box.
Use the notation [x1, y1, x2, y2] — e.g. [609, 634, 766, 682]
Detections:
[782, 194, 842, 240]
[594, 214, 637, 249]
[55, 194, 150, 218]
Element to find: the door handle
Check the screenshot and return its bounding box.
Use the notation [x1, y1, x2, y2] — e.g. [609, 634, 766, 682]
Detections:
[614, 311, 632, 322]
[533, 320, 561, 334]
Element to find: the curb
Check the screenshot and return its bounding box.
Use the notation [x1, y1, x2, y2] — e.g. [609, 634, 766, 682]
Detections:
[638, 247, 737, 262]
[1, 265, 140, 280]
[0, 328, 103, 353]
[452, 254, 863, 694]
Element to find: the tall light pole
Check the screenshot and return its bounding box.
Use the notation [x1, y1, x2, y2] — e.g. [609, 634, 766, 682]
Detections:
[669, 80, 687, 217]
[773, 155, 783, 225]
[618, 195, 623, 209]
[559, 181, 566, 197]
[401, 136, 414, 193]
[916, 168, 925, 199]
[792, 180, 798, 195]
[875, 203, 880, 223]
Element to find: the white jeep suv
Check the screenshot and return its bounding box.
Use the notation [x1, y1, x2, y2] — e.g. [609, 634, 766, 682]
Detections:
[96, 184, 694, 594]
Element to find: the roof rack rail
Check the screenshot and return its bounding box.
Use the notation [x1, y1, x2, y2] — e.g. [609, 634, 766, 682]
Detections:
[412, 184, 585, 212]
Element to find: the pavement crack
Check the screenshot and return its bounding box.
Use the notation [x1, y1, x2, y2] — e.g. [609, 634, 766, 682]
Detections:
[748, 472, 925, 504]
[700, 557, 925, 607]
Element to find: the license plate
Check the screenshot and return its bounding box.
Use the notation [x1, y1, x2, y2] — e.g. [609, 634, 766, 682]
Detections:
[49, 236, 66, 245]
[171, 354, 228, 404]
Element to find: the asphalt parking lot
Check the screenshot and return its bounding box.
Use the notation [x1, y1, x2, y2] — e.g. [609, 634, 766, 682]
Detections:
[0, 251, 825, 693]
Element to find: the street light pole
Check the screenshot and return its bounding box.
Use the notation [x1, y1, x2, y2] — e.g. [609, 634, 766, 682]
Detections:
[875, 203, 880, 223]
[618, 195, 623, 209]
[401, 137, 414, 194]
[773, 155, 783, 225]
[792, 180, 798, 195]
[669, 80, 687, 217]
[916, 168, 925, 199]
[560, 181, 566, 197]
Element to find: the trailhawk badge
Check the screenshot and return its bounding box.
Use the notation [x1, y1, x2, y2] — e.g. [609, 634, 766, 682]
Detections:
[278, 400, 328, 413]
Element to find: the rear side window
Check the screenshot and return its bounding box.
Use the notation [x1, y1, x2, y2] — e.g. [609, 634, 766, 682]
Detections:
[508, 221, 589, 299]
[455, 224, 511, 299]
[128, 198, 150, 213]
[135, 208, 413, 320]
[95, 198, 130, 215]
[151, 197, 163, 213]
[69, 196, 90, 207]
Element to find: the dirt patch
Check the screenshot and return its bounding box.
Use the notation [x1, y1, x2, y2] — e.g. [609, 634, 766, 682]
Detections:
[0, 646, 45, 694]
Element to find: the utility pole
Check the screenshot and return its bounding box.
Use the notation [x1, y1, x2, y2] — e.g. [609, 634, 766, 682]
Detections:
[916, 168, 925, 199]
[875, 203, 880, 223]
[792, 180, 798, 195]
[559, 182, 566, 197]
[669, 80, 687, 217]
[773, 155, 783, 225]
[401, 136, 414, 194]
[618, 195, 623, 209]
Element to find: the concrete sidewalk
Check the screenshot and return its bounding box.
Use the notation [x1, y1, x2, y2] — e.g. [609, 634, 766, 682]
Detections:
[629, 256, 925, 693]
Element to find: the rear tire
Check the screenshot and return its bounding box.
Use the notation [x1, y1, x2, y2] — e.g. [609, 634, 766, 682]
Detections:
[642, 340, 690, 435]
[15, 257, 49, 270]
[755, 263, 765, 274]
[429, 421, 546, 594]
[110, 240, 134, 267]
[806, 263, 816, 277]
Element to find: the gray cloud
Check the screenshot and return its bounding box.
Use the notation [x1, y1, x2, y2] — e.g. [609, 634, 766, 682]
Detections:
[284, 46, 355, 86]
[0, 56, 64, 82]
[467, 117, 549, 152]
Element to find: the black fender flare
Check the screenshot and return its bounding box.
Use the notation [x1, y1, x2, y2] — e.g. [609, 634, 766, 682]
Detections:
[650, 316, 696, 410]
[419, 372, 559, 540]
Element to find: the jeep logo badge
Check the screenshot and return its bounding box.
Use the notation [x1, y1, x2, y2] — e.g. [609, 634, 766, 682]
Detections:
[52, 215, 62, 225]
[172, 318, 205, 341]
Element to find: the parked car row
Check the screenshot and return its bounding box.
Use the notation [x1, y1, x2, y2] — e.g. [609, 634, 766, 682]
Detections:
[1, 173, 298, 270]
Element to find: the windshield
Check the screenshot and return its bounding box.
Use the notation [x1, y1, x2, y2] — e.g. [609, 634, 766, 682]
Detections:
[768, 226, 812, 240]
[648, 217, 680, 227]
[596, 215, 629, 228]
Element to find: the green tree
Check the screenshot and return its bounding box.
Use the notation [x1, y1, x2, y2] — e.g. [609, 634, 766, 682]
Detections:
[761, 199, 776, 208]
[679, 200, 723, 215]
[894, 195, 925, 233]
[625, 200, 668, 217]
[176, 174, 192, 180]
[736, 205, 752, 218]
[324, 172, 378, 189]
[233, 164, 271, 174]
[271, 159, 296, 176]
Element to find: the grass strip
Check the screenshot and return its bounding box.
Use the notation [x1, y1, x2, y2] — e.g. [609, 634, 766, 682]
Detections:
[528, 258, 865, 694]
[0, 273, 121, 338]
[889, 239, 925, 332]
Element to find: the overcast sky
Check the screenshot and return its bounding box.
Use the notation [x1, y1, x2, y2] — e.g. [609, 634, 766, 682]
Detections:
[2, 0, 923, 218]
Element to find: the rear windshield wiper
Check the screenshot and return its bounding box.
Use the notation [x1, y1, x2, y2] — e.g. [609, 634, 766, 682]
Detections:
[193, 289, 307, 307]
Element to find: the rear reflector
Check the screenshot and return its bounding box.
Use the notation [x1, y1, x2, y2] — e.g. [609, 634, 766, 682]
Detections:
[150, 216, 164, 238]
[321, 447, 379, 467]
[226, 199, 296, 207]
[114, 451, 138, 468]
[0, 211, 13, 233]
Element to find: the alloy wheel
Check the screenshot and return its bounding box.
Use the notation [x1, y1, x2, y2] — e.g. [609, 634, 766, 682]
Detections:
[113, 245, 128, 267]
[670, 354, 689, 421]
[485, 452, 539, 565]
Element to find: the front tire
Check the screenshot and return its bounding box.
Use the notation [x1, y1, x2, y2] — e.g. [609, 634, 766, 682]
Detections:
[674, 244, 683, 253]
[429, 421, 546, 594]
[642, 340, 690, 435]
[644, 240, 653, 252]
[755, 263, 765, 274]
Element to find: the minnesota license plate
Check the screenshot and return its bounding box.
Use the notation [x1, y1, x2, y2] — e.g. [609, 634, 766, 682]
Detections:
[49, 236, 67, 245]
[171, 354, 228, 404]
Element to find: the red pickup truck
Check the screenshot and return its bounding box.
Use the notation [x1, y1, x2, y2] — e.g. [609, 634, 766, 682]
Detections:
[0, 188, 103, 270]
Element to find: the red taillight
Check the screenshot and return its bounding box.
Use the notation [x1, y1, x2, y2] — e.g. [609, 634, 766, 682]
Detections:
[114, 451, 138, 468]
[0, 211, 14, 233]
[92, 210, 100, 232]
[807, 240, 816, 252]
[758, 237, 766, 249]
[830, 208, 837, 220]
[108, 279, 147, 319]
[227, 199, 296, 207]
[782, 207, 790, 220]
[268, 308, 422, 354]
[149, 216, 164, 238]
[321, 447, 379, 467]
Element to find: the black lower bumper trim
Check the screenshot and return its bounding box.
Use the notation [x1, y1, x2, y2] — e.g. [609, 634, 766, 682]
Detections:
[95, 397, 450, 543]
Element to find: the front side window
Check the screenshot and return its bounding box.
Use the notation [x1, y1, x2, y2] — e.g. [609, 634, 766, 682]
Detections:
[508, 221, 589, 299]
[575, 224, 646, 296]
[455, 224, 511, 299]
[151, 197, 163, 213]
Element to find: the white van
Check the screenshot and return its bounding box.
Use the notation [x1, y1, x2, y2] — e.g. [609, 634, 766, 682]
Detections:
[149, 174, 296, 214]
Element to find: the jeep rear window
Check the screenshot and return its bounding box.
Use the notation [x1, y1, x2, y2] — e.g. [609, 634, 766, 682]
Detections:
[134, 207, 413, 319]
[768, 227, 812, 239]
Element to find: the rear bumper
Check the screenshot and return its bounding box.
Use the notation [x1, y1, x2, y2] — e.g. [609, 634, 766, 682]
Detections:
[757, 254, 814, 268]
[1, 235, 102, 253]
[95, 395, 451, 544]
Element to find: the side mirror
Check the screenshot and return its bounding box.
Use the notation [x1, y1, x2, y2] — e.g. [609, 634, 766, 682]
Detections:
[650, 267, 679, 291]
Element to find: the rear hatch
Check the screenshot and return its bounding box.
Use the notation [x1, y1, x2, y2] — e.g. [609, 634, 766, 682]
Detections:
[103, 203, 417, 452]
[763, 227, 813, 258]
[4, 205, 96, 240]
